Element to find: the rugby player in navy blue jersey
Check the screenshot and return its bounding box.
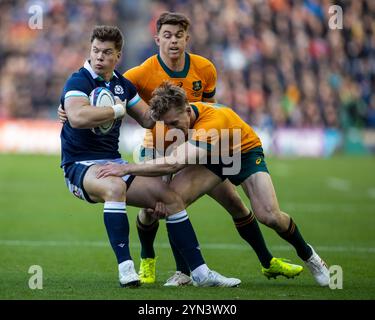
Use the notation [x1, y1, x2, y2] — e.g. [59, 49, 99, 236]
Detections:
[60, 25, 240, 288]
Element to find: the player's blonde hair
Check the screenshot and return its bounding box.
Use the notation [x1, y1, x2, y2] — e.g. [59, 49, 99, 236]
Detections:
[149, 81, 189, 120]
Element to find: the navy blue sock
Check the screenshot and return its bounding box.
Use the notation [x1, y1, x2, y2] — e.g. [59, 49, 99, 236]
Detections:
[167, 231, 191, 275]
[103, 201, 131, 264]
[166, 210, 205, 272]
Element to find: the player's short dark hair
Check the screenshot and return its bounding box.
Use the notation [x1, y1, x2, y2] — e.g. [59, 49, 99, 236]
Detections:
[156, 12, 191, 33]
[91, 25, 123, 51]
[150, 81, 189, 120]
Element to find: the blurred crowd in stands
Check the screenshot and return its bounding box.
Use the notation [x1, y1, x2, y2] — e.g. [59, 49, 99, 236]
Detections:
[1, 0, 374, 130]
[0, 0, 122, 119]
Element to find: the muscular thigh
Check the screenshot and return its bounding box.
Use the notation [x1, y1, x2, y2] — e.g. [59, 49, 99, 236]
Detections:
[126, 176, 169, 209]
[83, 164, 127, 203]
[169, 165, 222, 206]
[208, 179, 249, 218]
[241, 171, 280, 214]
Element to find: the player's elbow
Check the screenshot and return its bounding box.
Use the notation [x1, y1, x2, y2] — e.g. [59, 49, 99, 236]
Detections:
[69, 118, 85, 129]
[68, 109, 92, 128]
[68, 114, 88, 129]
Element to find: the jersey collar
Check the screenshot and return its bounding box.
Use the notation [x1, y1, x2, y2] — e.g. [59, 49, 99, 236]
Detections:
[84, 60, 118, 81]
[157, 52, 190, 78]
[190, 104, 199, 119]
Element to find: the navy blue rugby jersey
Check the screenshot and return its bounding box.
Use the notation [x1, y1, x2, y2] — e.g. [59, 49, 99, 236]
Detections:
[60, 60, 141, 167]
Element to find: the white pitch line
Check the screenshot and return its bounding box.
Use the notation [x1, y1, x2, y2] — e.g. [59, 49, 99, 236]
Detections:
[368, 188, 375, 199]
[0, 202, 371, 219]
[0, 239, 374, 253]
[327, 177, 351, 192]
[282, 202, 373, 213]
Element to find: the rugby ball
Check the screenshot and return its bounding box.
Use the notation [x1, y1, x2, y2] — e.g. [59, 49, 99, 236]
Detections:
[89, 87, 116, 135]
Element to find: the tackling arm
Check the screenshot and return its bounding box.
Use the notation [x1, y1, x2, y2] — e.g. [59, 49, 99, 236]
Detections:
[96, 141, 208, 178]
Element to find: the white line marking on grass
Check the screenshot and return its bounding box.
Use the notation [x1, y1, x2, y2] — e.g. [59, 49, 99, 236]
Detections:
[327, 177, 351, 192]
[368, 188, 375, 199]
[0, 203, 372, 218]
[0, 240, 374, 253]
[283, 202, 373, 213]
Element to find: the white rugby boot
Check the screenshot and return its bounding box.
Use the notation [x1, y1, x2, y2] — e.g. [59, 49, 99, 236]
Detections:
[304, 244, 330, 286]
[119, 260, 141, 288]
[192, 270, 241, 288]
[164, 271, 192, 287]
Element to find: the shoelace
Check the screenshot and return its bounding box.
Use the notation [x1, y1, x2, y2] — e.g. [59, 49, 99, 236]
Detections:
[273, 258, 292, 270]
[142, 262, 152, 277]
[307, 255, 325, 273]
[208, 270, 219, 281]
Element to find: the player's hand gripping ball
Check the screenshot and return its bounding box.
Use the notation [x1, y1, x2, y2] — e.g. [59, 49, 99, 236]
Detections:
[89, 87, 116, 135]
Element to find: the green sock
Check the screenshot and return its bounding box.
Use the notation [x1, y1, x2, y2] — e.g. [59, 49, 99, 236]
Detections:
[277, 218, 313, 261]
[234, 212, 273, 268]
[136, 215, 159, 259]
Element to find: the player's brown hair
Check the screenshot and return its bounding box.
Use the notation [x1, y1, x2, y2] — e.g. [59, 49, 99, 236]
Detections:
[156, 12, 191, 33]
[91, 25, 123, 51]
[150, 81, 189, 120]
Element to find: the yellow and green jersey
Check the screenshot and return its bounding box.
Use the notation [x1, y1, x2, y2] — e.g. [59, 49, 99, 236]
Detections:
[124, 52, 217, 152]
[189, 102, 262, 154]
[144, 102, 262, 155]
[124, 52, 216, 103]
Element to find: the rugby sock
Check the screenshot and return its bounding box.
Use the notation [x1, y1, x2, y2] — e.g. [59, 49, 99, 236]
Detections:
[277, 218, 313, 261]
[167, 231, 191, 275]
[136, 215, 159, 259]
[103, 201, 131, 264]
[233, 212, 273, 268]
[166, 210, 205, 272]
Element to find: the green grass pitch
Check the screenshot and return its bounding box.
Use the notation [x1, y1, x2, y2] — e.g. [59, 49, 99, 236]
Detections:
[0, 153, 374, 300]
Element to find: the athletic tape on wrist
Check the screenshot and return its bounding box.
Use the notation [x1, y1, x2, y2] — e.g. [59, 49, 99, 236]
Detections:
[111, 103, 125, 119]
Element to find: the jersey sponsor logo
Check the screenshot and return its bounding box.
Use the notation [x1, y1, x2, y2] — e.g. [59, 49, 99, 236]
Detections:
[256, 157, 262, 165]
[114, 85, 124, 95]
[192, 80, 202, 91]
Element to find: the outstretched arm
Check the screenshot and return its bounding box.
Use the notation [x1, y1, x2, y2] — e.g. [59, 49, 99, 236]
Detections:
[96, 141, 208, 178]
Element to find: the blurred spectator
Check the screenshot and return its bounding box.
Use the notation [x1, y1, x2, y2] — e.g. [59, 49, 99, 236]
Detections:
[0, 0, 374, 132]
[0, 0, 123, 119]
[150, 0, 375, 130]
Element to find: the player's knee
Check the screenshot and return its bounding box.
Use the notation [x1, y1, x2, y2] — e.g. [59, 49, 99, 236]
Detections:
[161, 190, 185, 212]
[138, 208, 157, 225]
[138, 208, 147, 216]
[254, 206, 282, 229]
[182, 193, 195, 207]
[103, 178, 126, 201]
